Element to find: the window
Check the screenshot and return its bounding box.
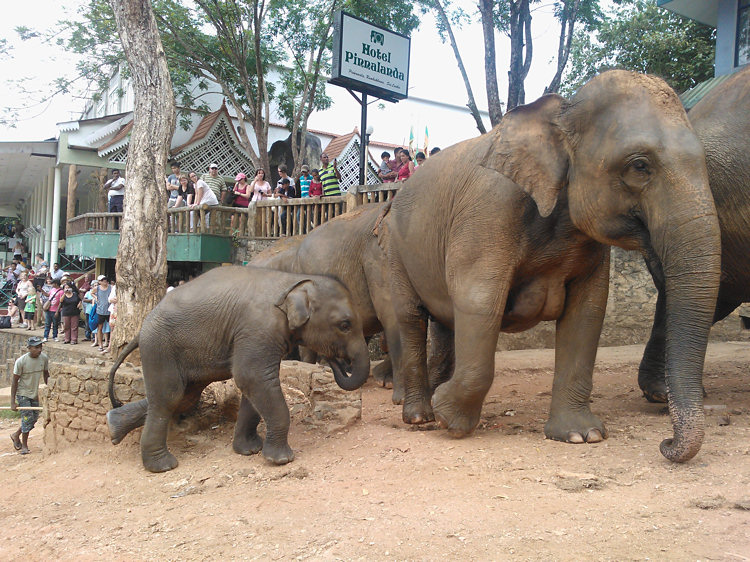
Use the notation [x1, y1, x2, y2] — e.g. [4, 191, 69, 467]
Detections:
[737, 0, 750, 66]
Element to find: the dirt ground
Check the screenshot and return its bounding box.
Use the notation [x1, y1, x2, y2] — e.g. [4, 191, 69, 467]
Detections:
[1, 342, 749, 561]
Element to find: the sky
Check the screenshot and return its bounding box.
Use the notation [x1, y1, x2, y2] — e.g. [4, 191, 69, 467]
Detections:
[0, 1, 611, 146]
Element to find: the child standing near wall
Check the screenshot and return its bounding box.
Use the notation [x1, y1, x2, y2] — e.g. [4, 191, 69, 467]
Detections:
[23, 284, 37, 331]
[9, 336, 49, 455]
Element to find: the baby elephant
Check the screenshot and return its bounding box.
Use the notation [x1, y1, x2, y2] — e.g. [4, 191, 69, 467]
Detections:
[106, 266, 370, 473]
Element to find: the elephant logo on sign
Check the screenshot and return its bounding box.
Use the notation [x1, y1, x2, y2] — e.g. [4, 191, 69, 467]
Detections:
[370, 31, 384, 46]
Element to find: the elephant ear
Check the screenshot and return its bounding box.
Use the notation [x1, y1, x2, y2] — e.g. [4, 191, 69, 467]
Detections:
[275, 280, 313, 331]
[490, 94, 569, 218]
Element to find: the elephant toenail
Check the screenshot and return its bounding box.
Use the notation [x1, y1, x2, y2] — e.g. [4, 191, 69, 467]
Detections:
[567, 432, 584, 444]
[586, 429, 603, 443]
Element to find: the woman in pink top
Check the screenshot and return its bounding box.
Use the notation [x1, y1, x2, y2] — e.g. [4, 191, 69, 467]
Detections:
[250, 169, 272, 202]
[397, 150, 415, 181]
[232, 173, 252, 207]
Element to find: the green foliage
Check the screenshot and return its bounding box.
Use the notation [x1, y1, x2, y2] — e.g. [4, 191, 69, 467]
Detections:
[561, 0, 715, 96]
[34, 0, 419, 139]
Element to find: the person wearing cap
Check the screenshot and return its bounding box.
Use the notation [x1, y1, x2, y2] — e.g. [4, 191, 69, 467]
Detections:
[319, 152, 342, 197]
[298, 164, 312, 198]
[232, 173, 252, 208]
[9, 336, 49, 455]
[92, 275, 112, 352]
[43, 279, 63, 343]
[201, 163, 225, 202]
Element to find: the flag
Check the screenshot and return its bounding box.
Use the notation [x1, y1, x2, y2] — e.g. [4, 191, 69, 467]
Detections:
[408, 125, 414, 153]
[423, 126, 429, 154]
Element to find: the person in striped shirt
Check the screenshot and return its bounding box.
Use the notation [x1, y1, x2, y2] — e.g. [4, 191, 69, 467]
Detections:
[319, 153, 342, 196]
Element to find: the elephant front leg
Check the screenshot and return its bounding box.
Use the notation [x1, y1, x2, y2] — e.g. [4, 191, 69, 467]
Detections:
[431, 312, 498, 437]
[234, 362, 294, 465]
[232, 395, 263, 455]
[545, 253, 609, 444]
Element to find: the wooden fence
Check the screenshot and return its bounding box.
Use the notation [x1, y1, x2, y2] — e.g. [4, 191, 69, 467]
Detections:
[67, 184, 402, 240]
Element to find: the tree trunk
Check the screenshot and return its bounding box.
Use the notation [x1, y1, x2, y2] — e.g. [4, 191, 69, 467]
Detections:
[478, 0, 502, 127]
[108, 0, 176, 357]
[546, 0, 582, 94]
[435, 0, 488, 133]
[507, 0, 532, 111]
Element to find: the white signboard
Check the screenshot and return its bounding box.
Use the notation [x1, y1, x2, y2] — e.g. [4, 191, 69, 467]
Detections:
[330, 11, 411, 102]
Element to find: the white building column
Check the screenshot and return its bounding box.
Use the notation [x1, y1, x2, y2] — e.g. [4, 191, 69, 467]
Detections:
[50, 166, 62, 267]
[45, 168, 54, 263]
[31, 185, 38, 258]
[35, 183, 42, 258]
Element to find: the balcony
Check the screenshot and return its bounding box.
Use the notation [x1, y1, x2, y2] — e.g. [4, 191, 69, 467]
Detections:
[65, 184, 401, 263]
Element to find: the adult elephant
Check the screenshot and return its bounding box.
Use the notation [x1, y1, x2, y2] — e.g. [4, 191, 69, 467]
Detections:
[251, 203, 405, 401]
[380, 70, 721, 463]
[639, 65, 750, 403]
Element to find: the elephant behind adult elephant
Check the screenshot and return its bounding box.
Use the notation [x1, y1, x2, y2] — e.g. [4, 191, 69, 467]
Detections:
[251, 202, 404, 401]
[106, 266, 370, 473]
[639, 65, 750, 403]
[381, 70, 721, 463]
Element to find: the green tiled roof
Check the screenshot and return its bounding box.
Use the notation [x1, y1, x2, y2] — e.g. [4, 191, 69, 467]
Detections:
[680, 74, 734, 109]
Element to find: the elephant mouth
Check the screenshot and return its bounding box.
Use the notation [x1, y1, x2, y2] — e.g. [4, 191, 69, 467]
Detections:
[326, 357, 363, 391]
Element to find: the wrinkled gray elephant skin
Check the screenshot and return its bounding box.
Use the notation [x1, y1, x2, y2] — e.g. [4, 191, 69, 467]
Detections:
[639, 65, 750, 404]
[380, 70, 720, 463]
[106, 266, 370, 473]
[251, 203, 408, 403]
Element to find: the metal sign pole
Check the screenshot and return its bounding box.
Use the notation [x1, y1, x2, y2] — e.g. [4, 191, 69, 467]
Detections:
[359, 92, 368, 187]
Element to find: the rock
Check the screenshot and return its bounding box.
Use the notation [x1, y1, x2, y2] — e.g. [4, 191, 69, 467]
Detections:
[691, 495, 725, 509]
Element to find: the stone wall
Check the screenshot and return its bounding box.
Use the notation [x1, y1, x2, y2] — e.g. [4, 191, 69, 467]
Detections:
[39, 357, 361, 452]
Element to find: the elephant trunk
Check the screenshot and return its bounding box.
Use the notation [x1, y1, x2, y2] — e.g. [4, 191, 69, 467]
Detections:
[647, 202, 721, 462]
[330, 340, 370, 391]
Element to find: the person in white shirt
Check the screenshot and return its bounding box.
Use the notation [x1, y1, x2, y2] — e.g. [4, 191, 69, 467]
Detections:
[105, 169, 126, 212]
[50, 263, 65, 281]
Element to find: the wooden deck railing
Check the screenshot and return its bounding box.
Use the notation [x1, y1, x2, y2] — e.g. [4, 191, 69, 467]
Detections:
[67, 184, 402, 240]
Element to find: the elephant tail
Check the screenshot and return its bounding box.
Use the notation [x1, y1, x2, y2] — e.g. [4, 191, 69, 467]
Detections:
[108, 335, 140, 409]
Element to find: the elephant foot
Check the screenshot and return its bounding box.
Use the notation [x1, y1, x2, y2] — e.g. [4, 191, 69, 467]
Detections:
[638, 368, 668, 403]
[391, 385, 405, 405]
[233, 433, 263, 456]
[107, 399, 149, 445]
[262, 441, 295, 465]
[402, 391, 434, 424]
[142, 449, 179, 473]
[544, 410, 607, 444]
[431, 384, 482, 438]
[372, 358, 393, 388]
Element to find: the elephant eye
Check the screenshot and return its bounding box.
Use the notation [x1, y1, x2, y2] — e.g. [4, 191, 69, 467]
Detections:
[339, 320, 351, 332]
[622, 157, 651, 190]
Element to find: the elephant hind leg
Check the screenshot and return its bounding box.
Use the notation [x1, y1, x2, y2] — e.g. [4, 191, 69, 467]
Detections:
[107, 399, 148, 445]
[639, 289, 668, 403]
[140, 365, 186, 473]
[233, 395, 263, 456]
[427, 320, 454, 394]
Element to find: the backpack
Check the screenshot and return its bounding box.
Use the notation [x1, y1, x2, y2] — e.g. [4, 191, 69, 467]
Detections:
[88, 308, 99, 332]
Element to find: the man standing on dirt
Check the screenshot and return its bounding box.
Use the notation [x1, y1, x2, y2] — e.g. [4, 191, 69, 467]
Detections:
[9, 336, 49, 455]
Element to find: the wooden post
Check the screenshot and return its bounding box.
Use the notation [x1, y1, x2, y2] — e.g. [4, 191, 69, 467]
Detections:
[97, 168, 108, 212]
[66, 164, 78, 227]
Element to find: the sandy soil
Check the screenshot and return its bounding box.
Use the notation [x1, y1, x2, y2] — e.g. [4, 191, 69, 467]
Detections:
[1, 342, 749, 561]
